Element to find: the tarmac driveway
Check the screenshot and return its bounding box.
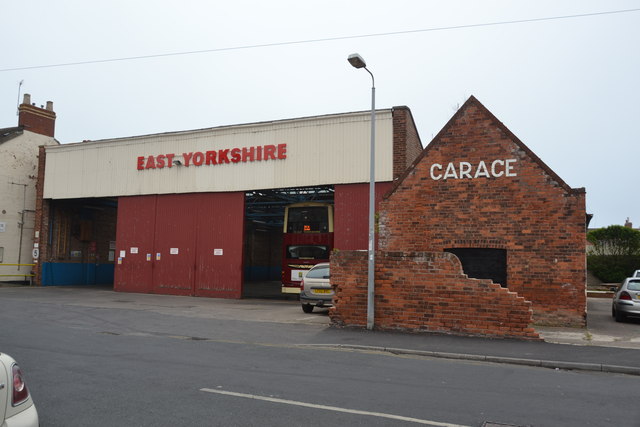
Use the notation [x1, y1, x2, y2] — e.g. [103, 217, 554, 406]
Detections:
[537, 297, 640, 349]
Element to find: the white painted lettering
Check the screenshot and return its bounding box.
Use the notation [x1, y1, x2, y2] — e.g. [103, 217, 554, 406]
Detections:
[428, 159, 518, 180]
[459, 162, 472, 179]
[505, 158, 517, 177]
[491, 159, 504, 177]
[430, 163, 443, 180]
[443, 163, 458, 180]
[474, 161, 490, 178]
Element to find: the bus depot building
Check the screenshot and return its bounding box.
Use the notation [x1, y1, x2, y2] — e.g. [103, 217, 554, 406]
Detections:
[32, 96, 587, 332]
[33, 106, 422, 298]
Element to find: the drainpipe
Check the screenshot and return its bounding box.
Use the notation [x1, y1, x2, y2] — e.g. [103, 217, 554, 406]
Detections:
[10, 182, 28, 271]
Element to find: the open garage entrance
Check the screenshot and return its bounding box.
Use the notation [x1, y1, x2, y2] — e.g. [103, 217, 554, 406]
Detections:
[243, 186, 333, 299]
[43, 186, 336, 298]
[42, 198, 118, 286]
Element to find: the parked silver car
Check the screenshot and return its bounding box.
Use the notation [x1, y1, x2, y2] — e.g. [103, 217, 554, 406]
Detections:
[632, 270, 640, 278]
[300, 262, 332, 313]
[612, 277, 640, 322]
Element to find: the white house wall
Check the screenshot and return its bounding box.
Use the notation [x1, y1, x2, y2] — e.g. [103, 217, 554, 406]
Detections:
[44, 111, 394, 199]
[0, 131, 57, 280]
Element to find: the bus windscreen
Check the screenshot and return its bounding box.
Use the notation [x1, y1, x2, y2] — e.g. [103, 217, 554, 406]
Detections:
[286, 245, 330, 259]
[286, 207, 329, 233]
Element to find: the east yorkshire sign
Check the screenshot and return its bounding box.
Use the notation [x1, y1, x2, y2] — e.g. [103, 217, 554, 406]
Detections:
[137, 143, 287, 170]
[429, 158, 517, 180]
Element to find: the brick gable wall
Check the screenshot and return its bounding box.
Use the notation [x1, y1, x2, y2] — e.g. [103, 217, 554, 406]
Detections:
[330, 97, 586, 336]
[380, 98, 586, 326]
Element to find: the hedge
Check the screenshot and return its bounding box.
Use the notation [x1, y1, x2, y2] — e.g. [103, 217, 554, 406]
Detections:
[587, 255, 640, 283]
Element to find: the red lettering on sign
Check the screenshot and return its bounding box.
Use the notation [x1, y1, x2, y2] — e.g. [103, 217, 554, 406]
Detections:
[277, 143, 287, 160]
[192, 151, 204, 166]
[242, 147, 254, 162]
[206, 150, 217, 165]
[145, 155, 156, 169]
[264, 145, 276, 160]
[218, 149, 230, 164]
[230, 148, 241, 163]
[165, 153, 175, 168]
[136, 143, 287, 170]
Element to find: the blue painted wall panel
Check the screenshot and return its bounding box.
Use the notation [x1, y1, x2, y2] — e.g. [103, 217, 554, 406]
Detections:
[42, 263, 114, 286]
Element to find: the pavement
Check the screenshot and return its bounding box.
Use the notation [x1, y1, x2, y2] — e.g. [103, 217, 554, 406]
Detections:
[1, 284, 639, 376]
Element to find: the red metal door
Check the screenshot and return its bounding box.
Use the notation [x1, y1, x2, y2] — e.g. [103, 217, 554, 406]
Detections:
[114, 195, 156, 293]
[194, 192, 244, 298]
[115, 192, 245, 298]
[152, 194, 198, 296]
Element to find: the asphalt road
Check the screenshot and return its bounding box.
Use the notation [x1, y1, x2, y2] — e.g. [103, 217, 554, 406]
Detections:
[1, 287, 639, 426]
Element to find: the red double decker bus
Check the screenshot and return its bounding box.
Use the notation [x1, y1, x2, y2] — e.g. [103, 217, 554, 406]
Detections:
[281, 202, 334, 295]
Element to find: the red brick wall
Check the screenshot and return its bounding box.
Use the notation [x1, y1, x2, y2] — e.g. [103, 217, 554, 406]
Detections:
[330, 250, 540, 339]
[379, 97, 586, 326]
[33, 146, 49, 285]
[392, 106, 424, 179]
[18, 103, 56, 138]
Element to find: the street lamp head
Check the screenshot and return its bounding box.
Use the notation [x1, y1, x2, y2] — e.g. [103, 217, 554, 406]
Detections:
[347, 53, 367, 69]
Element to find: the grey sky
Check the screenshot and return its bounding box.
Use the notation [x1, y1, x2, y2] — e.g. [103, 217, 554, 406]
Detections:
[1, 1, 638, 228]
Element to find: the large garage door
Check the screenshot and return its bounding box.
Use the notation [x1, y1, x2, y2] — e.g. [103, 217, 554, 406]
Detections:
[114, 195, 156, 293]
[152, 194, 198, 295]
[445, 248, 507, 287]
[115, 192, 244, 297]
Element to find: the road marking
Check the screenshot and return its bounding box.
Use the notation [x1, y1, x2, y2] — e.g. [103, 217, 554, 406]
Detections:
[200, 388, 470, 427]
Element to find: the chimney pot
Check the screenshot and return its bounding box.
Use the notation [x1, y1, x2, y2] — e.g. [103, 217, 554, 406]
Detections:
[18, 94, 57, 138]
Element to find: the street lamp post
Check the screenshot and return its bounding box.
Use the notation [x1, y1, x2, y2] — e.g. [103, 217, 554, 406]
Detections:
[348, 53, 376, 330]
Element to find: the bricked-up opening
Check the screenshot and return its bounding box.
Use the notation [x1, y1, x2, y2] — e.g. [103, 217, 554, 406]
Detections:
[445, 248, 507, 287]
